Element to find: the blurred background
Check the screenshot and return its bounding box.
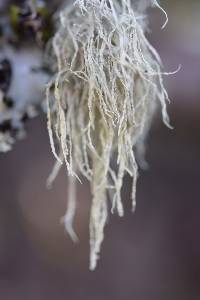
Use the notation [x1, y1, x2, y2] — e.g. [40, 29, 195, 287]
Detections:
[0, 0, 200, 299]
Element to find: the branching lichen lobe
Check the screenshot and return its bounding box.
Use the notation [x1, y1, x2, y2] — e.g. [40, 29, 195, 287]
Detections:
[47, 0, 171, 270]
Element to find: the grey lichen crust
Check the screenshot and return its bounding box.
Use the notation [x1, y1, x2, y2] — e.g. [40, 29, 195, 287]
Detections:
[46, 0, 171, 270]
[0, 45, 48, 152]
[0, 0, 53, 152]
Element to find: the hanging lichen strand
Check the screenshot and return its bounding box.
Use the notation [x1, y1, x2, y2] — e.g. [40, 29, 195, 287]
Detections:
[47, 0, 171, 270]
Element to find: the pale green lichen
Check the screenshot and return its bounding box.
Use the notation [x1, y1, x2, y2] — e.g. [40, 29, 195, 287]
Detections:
[47, 0, 174, 270]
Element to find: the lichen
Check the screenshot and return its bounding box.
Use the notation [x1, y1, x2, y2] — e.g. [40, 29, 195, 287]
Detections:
[47, 0, 173, 270]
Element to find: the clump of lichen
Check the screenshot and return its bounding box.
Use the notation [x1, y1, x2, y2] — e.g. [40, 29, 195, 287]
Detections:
[10, 0, 54, 47]
[47, 0, 172, 270]
[0, 0, 54, 152]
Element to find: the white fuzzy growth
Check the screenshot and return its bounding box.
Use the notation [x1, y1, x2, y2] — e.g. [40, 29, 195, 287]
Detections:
[0, 45, 49, 151]
[47, 0, 170, 270]
[0, 132, 14, 152]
